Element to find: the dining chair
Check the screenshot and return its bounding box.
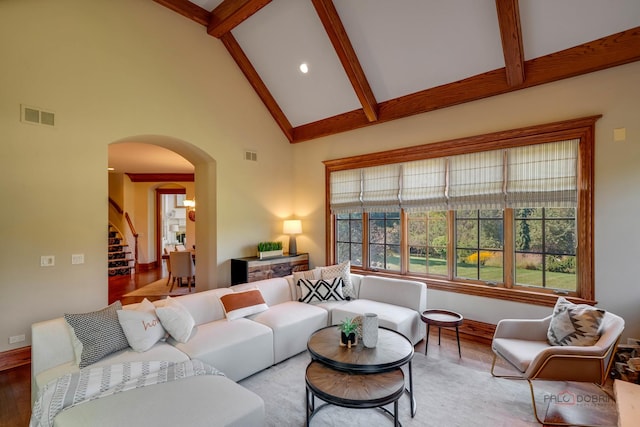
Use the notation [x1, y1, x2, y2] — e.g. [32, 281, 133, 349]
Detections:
[168, 250, 195, 293]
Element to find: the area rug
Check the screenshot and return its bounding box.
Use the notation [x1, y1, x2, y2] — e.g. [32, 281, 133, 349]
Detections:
[239, 351, 617, 427]
[123, 278, 193, 298]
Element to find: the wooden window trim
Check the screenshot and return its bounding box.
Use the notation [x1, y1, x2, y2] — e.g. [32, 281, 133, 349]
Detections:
[324, 115, 600, 307]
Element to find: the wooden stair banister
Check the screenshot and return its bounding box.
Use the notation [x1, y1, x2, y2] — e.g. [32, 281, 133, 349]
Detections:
[124, 212, 139, 269]
[108, 197, 123, 214]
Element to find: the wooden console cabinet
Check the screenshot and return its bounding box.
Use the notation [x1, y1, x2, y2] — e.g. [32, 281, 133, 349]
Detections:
[231, 253, 309, 285]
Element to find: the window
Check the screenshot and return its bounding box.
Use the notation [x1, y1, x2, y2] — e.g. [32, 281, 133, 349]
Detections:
[324, 116, 598, 306]
[407, 211, 448, 276]
[455, 209, 504, 283]
[514, 207, 576, 292]
[369, 212, 401, 271]
[336, 212, 363, 267]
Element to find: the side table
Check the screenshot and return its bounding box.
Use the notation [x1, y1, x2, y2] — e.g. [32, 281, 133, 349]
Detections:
[421, 309, 464, 357]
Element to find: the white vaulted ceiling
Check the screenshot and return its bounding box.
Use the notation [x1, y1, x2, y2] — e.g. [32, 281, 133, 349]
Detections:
[155, 0, 640, 143]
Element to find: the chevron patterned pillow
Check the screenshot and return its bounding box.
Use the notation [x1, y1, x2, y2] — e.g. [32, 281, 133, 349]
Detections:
[547, 297, 605, 346]
[298, 278, 345, 304]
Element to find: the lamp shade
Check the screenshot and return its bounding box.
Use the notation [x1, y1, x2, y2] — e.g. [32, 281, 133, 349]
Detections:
[169, 224, 180, 232]
[283, 220, 302, 235]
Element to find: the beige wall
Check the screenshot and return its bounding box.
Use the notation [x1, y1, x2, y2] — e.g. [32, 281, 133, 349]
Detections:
[293, 61, 640, 339]
[0, 0, 293, 353]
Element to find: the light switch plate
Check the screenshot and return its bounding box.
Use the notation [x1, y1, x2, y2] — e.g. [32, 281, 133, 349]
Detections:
[614, 127, 626, 142]
[40, 255, 55, 267]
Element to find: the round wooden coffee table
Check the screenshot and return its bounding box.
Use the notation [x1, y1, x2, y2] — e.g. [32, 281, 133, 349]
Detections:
[306, 325, 415, 423]
[420, 309, 464, 357]
[305, 361, 405, 426]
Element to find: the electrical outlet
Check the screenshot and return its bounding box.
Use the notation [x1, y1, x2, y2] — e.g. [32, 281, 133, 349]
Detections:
[40, 255, 55, 267]
[9, 334, 25, 344]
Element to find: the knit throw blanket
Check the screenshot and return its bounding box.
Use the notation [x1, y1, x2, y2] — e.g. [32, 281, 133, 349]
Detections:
[30, 360, 224, 427]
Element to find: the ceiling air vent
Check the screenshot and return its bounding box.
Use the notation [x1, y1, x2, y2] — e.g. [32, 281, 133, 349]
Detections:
[244, 150, 258, 162]
[21, 104, 55, 127]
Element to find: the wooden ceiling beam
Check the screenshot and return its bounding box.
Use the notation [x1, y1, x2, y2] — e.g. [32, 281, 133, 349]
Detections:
[292, 26, 640, 142]
[495, 0, 525, 87]
[221, 33, 294, 142]
[311, 0, 378, 122]
[153, 0, 211, 26]
[207, 0, 271, 38]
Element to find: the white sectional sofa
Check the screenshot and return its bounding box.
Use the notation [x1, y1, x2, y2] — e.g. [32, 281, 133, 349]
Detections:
[31, 272, 427, 426]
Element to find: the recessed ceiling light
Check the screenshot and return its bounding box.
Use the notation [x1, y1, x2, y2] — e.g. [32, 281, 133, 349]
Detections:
[299, 63, 309, 74]
[108, 167, 115, 171]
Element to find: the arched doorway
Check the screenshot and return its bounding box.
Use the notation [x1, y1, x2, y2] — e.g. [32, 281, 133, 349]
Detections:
[109, 135, 217, 290]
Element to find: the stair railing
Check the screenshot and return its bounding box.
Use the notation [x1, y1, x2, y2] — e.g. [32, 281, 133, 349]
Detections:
[124, 212, 139, 270]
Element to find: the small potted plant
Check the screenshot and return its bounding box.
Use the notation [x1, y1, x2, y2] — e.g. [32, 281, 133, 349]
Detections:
[338, 317, 359, 348]
[257, 241, 283, 259]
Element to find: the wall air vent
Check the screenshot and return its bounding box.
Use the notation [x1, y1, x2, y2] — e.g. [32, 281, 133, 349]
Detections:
[21, 104, 55, 127]
[244, 150, 258, 162]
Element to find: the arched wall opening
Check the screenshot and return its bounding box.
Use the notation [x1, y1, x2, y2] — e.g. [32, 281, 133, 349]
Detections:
[110, 135, 218, 290]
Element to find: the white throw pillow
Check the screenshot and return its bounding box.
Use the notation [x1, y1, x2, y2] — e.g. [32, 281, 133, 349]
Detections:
[155, 297, 195, 343]
[117, 299, 166, 352]
[320, 261, 356, 299]
[219, 288, 268, 321]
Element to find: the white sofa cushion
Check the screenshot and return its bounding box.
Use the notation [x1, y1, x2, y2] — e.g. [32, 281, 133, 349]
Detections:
[157, 288, 233, 326]
[332, 299, 423, 345]
[52, 375, 264, 427]
[359, 275, 426, 312]
[234, 278, 292, 306]
[169, 318, 274, 382]
[251, 301, 329, 363]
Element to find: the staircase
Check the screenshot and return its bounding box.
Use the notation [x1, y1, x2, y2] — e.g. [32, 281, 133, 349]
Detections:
[108, 225, 135, 276]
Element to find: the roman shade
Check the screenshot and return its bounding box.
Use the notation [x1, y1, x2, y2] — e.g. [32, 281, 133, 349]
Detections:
[329, 139, 579, 213]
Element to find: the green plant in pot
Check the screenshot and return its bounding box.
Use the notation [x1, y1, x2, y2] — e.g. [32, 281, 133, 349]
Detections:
[257, 241, 283, 259]
[338, 317, 359, 348]
[257, 241, 283, 252]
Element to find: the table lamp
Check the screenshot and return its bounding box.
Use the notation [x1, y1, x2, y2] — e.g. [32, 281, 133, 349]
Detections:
[283, 220, 302, 256]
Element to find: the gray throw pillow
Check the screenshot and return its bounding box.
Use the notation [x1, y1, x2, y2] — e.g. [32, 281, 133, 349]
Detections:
[65, 301, 129, 368]
[547, 297, 605, 346]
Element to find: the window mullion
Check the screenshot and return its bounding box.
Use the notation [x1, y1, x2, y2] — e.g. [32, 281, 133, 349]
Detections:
[362, 212, 369, 269]
[447, 210, 455, 281]
[503, 208, 514, 288]
[401, 210, 408, 274]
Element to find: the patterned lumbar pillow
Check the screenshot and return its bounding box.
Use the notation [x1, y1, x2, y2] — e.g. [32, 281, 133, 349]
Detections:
[292, 268, 321, 300]
[547, 297, 605, 346]
[64, 301, 130, 368]
[155, 297, 195, 343]
[298, 278, 345, 304]
[117, 298, 166, 352]
[219, 288, 268, 321]
[320, 261, 356, 299]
